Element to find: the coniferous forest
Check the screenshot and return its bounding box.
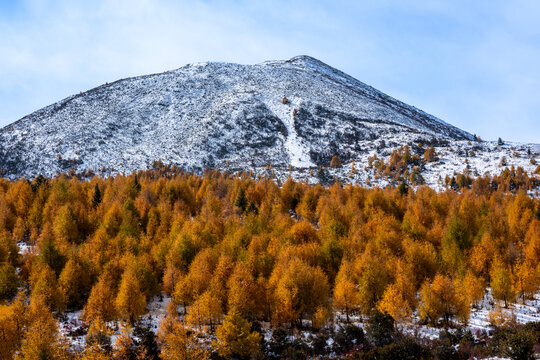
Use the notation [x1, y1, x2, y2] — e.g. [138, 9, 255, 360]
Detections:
[0, 168, 539, 359]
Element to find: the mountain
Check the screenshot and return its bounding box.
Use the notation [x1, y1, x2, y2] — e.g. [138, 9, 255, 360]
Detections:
[0, 55, 477, 180]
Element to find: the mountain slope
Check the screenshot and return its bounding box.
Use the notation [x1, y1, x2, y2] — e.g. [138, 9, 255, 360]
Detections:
[0, 55, 473, 179]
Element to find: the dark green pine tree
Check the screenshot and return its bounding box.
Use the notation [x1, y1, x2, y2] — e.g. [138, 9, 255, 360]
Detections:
[450, 176, 459, 191]
[40, 240, 66, 276]
[398, 182, 409, 196]
[234, 187, 247, 212]
[92, 183, 102, 207]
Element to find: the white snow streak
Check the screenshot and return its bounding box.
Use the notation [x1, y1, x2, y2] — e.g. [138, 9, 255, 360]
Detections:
[263, 97, 314, 168]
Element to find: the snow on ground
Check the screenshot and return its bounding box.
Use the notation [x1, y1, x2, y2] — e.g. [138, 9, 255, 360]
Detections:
[57, 294, 176, 350]
[56, 288, 540, 351]
[17, 241, 35, 255]
[139, 294, 173, 333]
[59, 310, 85, 350]
[264, 139, 539, 196]
[262, 96, 314, 168]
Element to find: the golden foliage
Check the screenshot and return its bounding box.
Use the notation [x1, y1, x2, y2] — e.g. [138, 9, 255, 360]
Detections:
[115, 269, 146, 324]
[419, 274, 469, 324]
[377, 284, 411, 322]
[491, 258, 516, 307]
[83, 276, 117, 323]
[158, 302, 210, 360]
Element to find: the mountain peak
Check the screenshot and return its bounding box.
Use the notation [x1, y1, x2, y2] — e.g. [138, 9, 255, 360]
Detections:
[286, 54, 324, 65]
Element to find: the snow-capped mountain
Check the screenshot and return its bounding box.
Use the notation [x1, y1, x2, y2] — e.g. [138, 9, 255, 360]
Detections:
[0, 55, 475, 178]
[1, 55, 538, 189]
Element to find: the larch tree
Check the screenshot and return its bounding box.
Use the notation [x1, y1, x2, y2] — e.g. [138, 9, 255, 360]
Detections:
[227, 262, 265, 321]
[377, 284, 411, 322]
[115, 269, 146, 324]
[269, 258, 329, 326]
[463, 270, 486, 307]
[0, 292, 28, 359]
[330, 155, 342, 168]
[58, 256, 93, 309]
[38, 225, 67, 276]
[184, 291, 223, 332]
[158, 301, 209, 360]
[85, 317, 113, 354]
[423, 146, 437, 163]
[84, 276, 118, 323]
[513, 260, 537, 303]
[54, 204, 80, 245]
[80, 346, 113, 360]
[120, 199, 141, 238]
[355, 253, 390, 314]
[30, 263, 65, 311]
[419, 274, 469, 325]
[524, 220, 540, 266]
[162, 263, 182, 297]
[333, 261, 359, 322]
[16, 298, 71, 360]
[0, 263, 19, 301]
[0, 229, 20, 266]
[112, 326, 136, 360]
[173, 248, 217, 308]
[491, 259, 515, 307]
[208, 255, 235, 311]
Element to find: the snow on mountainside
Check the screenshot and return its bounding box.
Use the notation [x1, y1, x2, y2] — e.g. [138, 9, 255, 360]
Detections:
[0, 55, 537, 188]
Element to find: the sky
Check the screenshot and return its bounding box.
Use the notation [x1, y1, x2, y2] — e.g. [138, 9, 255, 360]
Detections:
[0, 0, 539, 143]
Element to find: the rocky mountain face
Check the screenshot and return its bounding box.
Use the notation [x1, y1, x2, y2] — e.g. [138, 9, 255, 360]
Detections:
[0, 55, 475, 180]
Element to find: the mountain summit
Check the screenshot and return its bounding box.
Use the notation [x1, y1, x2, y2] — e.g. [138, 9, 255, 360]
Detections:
[0, 56, 472, 178]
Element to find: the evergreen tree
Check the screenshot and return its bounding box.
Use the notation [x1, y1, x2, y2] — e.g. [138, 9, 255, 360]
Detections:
[235, 187, 248, 212]
[213, 309, 262, 359]
[92, 183, 102, 207]
[366, 310, 395, 347]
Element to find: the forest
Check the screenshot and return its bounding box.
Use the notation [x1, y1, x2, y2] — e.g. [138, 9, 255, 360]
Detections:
[0, 167, 539, 359]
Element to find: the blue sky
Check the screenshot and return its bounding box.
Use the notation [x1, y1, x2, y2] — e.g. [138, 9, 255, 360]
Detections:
[0, 0, 539, 143]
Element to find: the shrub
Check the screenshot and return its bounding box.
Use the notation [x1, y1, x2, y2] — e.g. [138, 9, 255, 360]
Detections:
[423, 146, 437, 162]
[335, 324, 365, 354]
[330, 155, 342, 168]
[366, 310, 395, 347]
[490, 326, 536, 360]
[377, 337, 431, 360]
